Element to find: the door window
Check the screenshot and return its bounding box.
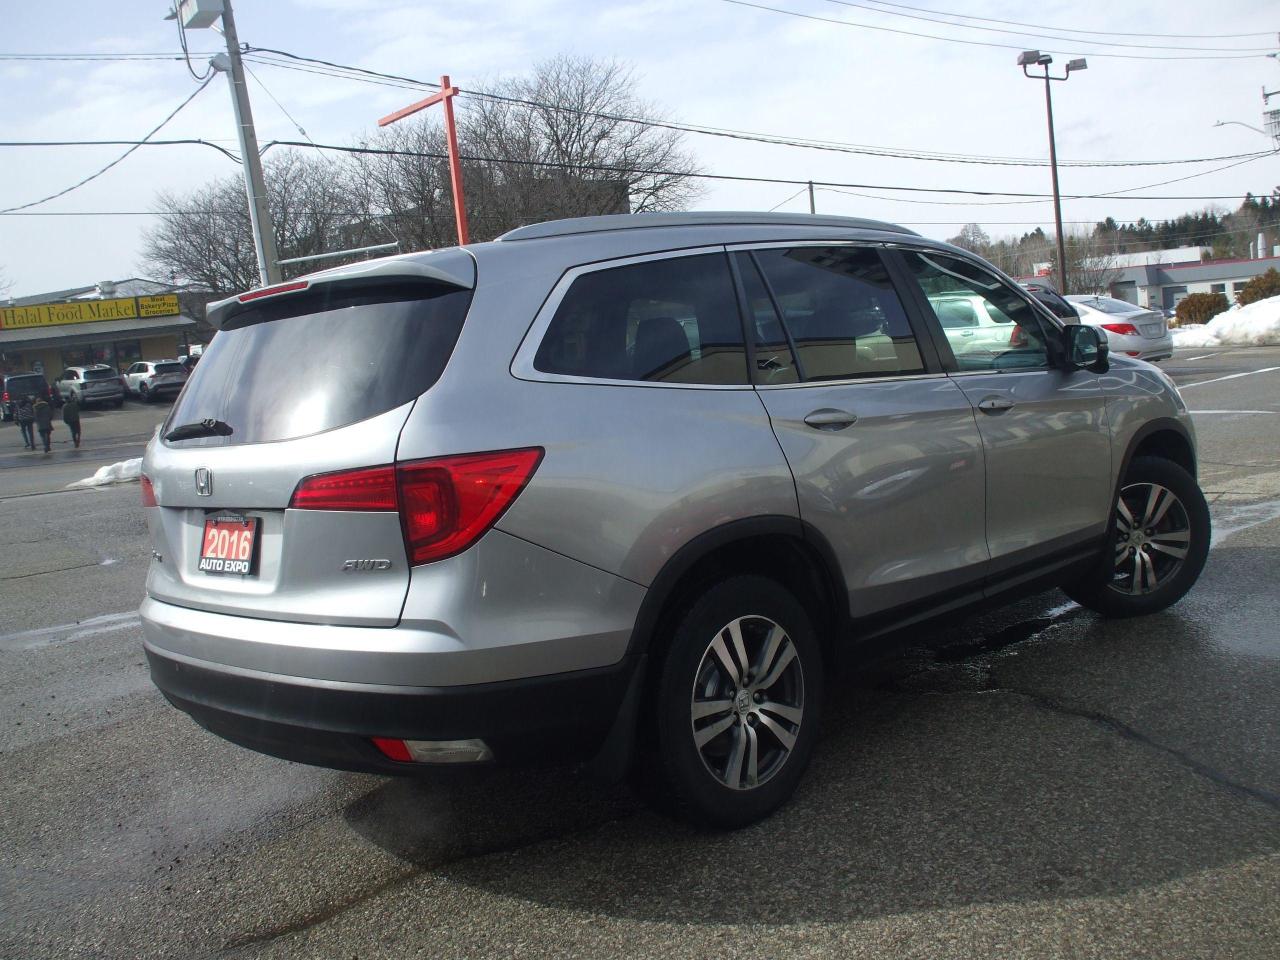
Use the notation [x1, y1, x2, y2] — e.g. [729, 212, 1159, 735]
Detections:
[534, 253, 749, 385]
[733, 252, 799, 385]
[900, 251, 1050, 371]
[750, 246, 925, 381]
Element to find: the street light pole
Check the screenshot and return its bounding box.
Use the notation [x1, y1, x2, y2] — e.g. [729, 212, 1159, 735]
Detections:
[170, 0, 281, 286]
[1018, 51, 1086, 295]
[215, 0, 281, 285]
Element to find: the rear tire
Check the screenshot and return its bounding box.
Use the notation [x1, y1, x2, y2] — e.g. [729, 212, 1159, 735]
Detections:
[645, 575, 824, 829]
[1064, 456, 1210, 618]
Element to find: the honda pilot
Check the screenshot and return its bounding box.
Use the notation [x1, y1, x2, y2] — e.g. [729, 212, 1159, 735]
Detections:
[140, 213, 1209, 827]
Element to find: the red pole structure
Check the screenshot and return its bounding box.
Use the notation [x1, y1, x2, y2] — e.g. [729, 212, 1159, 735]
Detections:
[377, 75, 470, 245]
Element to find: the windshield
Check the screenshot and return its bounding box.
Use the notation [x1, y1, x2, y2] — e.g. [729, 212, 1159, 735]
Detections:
[165, 280, 472, 446]
[154, 362, 185, 375]
[83, 368, 117, 381]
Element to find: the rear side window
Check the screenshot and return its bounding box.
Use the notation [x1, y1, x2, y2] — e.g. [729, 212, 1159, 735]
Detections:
[751, 246, 925, 381]
[165, 281, 472, 446]
[534, 253, 749, 385]
[83, 368, 117, 381]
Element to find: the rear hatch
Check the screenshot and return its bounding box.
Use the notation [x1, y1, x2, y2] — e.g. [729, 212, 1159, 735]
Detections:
[142, 253, 475, 626]
[81, 368, 120, 396]
[4, 374, 48, 402]
[150, 361, 188, 391]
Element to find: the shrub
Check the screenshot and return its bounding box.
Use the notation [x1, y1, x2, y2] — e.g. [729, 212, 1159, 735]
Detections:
[1237, 267, 1280, 306]
[1175, 292, 1229, 326]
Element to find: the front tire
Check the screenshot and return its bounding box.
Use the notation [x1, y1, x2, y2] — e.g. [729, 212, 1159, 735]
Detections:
[1065, 456, 1210, 618]
[647, 575, 824, 829]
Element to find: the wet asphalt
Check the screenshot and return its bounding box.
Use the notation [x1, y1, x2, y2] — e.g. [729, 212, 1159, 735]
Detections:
[1, 347, 1278, 959]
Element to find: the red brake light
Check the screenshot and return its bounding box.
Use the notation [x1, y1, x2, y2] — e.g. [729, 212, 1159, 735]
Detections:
[1009, 325, 1028, 347]
[398, 448, 544, 565]
[1100, 322, 1140, 336]
[238, 280, 309, 303]
[140, 474, 158, 508]
[288, 448, 543, 566]
[289, 465, 397, 511]
[371, 737, 413, 762]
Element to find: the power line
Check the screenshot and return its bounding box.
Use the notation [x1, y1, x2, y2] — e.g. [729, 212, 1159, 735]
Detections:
[0, 139, 241, 162]
[849, 0, 1278, 40]
[241, 47, 1276, 169]
[0, 52, 219, 61]
[719, 0, 1273, 60]
[822, 0, 1278, 52]
[0, 77, 217, 214]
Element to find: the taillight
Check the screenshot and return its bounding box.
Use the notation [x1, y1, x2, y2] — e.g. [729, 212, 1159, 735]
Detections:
[289, 465, 397, 511]
[2, 391, 8, 404]
[1100, 322, 1140, 336]
[140, 475, 158, 508]
[1009, 325, 1028, 347]
[290, 448, 543, 565]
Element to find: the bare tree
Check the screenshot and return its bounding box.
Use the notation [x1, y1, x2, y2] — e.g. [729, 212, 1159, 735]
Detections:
[351, 55, 703, 245]
[1054, 230, 1122, 296]
[945, 223, 991, 256]
[142, 151, 388, 293]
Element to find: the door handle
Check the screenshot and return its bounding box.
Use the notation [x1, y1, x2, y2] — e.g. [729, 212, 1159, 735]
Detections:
[803, 408, 858, 430]
[977, 396, 1015, 414]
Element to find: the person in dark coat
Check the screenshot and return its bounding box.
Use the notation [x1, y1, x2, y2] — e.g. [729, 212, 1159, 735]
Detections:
[33, 395, 54, 453]
[62, 393, 81, 448]
[16, 395, 36, 449]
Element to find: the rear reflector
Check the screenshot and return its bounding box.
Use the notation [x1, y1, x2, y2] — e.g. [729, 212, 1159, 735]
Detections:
[140, 474, 158, 508]
[372, 737, 493, 764]
[237, 280, 309, 303]
[290, 448, 543, 565]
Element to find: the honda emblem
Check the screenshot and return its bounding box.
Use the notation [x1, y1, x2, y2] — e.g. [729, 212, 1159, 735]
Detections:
[195, 467, 213, 497]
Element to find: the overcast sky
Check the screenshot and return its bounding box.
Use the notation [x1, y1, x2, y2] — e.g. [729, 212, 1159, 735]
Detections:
[2, 0, 1277, 298]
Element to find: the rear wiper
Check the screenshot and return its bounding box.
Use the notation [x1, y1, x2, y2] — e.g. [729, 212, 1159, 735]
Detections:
[164, 418, 234, 442]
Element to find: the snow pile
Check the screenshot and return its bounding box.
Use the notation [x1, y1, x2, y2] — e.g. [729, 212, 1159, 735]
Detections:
[1172, 294, 1280, 349]
[66, 457, 143, 489]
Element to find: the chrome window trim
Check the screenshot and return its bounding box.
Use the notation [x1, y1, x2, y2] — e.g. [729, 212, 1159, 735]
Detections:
[510, 244, 756, 391]
[755, 371, 947, 391]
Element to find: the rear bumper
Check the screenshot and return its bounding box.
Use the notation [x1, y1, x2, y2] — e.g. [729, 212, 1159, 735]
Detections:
[146, 640, 639, 773]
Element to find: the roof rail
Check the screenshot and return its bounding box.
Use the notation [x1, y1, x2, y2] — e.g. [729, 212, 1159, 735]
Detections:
[497, 211, 919, 242]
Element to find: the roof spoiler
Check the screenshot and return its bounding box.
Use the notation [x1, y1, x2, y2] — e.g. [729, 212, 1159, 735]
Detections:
[205, 253, 475, 330]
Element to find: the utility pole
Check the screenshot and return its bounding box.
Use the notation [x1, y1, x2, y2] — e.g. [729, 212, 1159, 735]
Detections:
[807, 181, 815, 214]
[1018, 50, 1086, 295]
[171, 0, 281, 285]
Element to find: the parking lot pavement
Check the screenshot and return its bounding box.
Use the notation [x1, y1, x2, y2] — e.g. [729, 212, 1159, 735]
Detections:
[0, 398, 171, 499]
[1, 349, 1278, 959]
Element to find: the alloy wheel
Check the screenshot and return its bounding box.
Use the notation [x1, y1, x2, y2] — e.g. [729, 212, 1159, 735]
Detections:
[689, 615, 804, 791]
[1109, 481, 1191, 595]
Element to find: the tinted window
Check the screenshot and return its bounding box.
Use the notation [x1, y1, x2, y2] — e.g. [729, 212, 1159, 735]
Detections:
[901, 251, 1049, 371]
[752, 246, 924, 381]
[5, 374, 46, 394]
[534, 253, 748, 385]
[83, 368, 117, 381]
[165, 281, 471, 446]
[1072, 296, 1139, 316]
[1024, 286, 1078, 321]
[154, 362, 184, 375]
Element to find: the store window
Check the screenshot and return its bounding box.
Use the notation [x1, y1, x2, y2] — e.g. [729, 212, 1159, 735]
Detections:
[61, 344, 116, 370]
[114, 340, 142, 370]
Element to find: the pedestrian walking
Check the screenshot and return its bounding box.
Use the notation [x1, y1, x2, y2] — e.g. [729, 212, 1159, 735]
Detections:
[62, 392, 81, 448]
[33, 395, 54, 453]
[16, 395, 36, 449]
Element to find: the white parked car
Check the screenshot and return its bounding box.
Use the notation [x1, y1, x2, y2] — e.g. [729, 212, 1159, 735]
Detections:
[928, 293, 1021, 358]
[123, 360, 189, 402]
[1066, 296, 1173, 362]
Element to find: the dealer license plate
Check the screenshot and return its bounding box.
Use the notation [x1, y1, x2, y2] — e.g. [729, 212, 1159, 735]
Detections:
[198, 514, 259, 576]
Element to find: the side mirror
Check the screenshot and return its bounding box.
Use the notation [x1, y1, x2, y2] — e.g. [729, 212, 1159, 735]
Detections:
[1063, 324, 1109, 373]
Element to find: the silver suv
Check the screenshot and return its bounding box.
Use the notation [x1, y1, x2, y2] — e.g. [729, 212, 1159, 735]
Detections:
[140, 213, 1209, 827]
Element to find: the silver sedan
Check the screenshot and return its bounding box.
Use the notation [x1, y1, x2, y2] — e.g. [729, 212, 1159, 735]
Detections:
[1067, 295, 1174, 362]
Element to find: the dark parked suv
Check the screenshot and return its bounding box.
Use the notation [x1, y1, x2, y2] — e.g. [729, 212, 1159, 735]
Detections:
[141, 213, 1209, 827]
[2, 372, 56, 421]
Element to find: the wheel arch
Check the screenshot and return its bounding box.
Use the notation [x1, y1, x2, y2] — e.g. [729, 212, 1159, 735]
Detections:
[1120, 417, 1197, 482]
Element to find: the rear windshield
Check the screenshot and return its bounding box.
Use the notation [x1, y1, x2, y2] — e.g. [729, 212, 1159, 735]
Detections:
[165, 281, 472, 446]
[83, 368, 117, 381]
[154, 362, 185, 375]
[1073, 297, 1138, 316]
[6, 374, 45, 391]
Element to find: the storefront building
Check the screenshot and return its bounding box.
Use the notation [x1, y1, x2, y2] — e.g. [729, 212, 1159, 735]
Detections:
[0, 279, 198, 379]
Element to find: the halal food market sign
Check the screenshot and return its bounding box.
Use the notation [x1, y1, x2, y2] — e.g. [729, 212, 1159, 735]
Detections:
[0, 294, 180, 330]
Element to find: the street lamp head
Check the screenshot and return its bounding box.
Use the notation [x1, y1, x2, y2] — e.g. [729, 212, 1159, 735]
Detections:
[1067, 58, 1087, 73]
[1017, 49, 1044, 67]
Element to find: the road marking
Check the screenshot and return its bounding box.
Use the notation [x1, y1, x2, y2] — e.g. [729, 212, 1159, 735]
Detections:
[1178, 366, 1280, 389]
[1188, 409, 1278, 415]
[0, 611, 140, 652]
[1178, 353, 1222, 362]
